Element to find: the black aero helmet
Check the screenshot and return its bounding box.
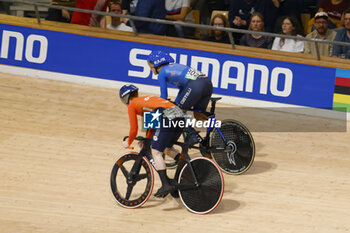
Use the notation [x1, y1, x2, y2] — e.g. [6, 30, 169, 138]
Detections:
[119, 84, 139, 104]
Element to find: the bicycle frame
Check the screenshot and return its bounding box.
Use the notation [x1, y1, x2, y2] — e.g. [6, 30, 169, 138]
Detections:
[173, 141, 200, 189]
[189, 97, 228, 144]
[112, 136, 225, 213]
[132, 138, 201, 191]
[188, 110, 228, 148]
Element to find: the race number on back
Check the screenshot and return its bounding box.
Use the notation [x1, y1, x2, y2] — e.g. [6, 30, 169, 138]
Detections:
[185, 68, 204, 80]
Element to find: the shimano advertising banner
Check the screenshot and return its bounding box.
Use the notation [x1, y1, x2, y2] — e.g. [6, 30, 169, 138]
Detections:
[0, 23, 337, 109]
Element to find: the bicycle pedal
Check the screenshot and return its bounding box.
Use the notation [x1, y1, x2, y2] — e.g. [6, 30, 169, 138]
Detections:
[154, 184, 175, 198]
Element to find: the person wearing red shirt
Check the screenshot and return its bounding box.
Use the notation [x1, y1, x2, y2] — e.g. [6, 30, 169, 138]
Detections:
[318, 0, 350, 28]
[71, 0, 110, 27]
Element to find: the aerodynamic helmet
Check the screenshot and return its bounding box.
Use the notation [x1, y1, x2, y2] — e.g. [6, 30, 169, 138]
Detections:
[147, 50, 174, 68]
[119, 84, 139, 105]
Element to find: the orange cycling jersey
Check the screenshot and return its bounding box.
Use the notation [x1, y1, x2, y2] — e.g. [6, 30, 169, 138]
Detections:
[127, 96, 175, 145]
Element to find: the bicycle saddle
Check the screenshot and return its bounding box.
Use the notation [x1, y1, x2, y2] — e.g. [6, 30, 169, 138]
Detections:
[210, 97, 222, 102]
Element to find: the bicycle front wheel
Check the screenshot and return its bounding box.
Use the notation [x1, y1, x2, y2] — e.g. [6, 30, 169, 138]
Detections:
[110, 153, 154, 208]
[209, 119, 255, 175]
[178, 157, 224, 214]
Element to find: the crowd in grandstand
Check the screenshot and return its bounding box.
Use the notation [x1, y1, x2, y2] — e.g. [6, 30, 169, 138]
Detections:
[5, 0, 349, 58]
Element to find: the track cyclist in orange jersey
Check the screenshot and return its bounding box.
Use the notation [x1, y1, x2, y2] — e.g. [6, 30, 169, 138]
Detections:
[119, 84, 185, 198]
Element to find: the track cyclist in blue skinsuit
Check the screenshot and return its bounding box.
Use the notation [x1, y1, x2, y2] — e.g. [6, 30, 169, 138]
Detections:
[147, 50, 213, 146]
[147, 50, 213, 120]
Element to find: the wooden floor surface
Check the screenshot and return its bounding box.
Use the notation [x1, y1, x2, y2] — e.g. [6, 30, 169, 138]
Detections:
[0, 72, 349, 233]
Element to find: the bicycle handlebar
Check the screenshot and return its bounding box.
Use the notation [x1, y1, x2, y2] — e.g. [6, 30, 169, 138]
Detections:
[122, 136, 134, 149]
[123, 136, 152, 149]
[123, 136, 151, 142]
[135, 136, 151, 141]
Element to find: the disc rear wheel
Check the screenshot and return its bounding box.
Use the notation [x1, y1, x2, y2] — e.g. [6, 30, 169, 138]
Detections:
[178, 157, 224, 214]
[209, 120, 255, 175]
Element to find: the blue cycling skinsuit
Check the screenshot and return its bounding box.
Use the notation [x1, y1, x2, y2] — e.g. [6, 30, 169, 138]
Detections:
[158, 63, 213, 111]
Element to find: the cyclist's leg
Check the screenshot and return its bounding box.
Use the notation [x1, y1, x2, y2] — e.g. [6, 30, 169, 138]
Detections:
[163, 128, 182, 162]
[175, 81, 205, 145]
[164, 147, 180, 161]
[151, 125, 181, 197]
[177, 78, 213, 122]
[176, 80, 202, 110]
[193, 78, 213, 113]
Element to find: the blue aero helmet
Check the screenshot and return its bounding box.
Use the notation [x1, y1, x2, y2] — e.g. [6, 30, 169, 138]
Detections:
[147, 51, 174, 68]
[119, 84, 139, 105]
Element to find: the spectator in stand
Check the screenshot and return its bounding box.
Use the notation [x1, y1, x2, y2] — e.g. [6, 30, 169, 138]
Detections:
[316, 0, 324, 9]
[121, 0, 138, 16]
[121, 0, 138, 24]
[318, 0, 350, 29]
[45, 1, 76, 23]
[71, 0, 110, 27]
[272, 16, 305, 52]
[228, 0, 265, 43]
[106, 1, 133, 32]
[133, 0, 167, 35]
[202, 13, 231, 44]
[304, 12, 337, 56]
[165, 0, 194, 38]
[0, 2, 11, 15]
[270, 0, 304, 33]
[263, 0, 279, 32]
[240, 12, 273, 48]
[332, 7, 350, 58]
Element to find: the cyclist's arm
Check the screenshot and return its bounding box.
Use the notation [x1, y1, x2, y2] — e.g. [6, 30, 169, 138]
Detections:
[174, 86, 183, 103]
[146, 129, 154, 138]
[127, 104, 138, 145]
[159, 70, 168, 100]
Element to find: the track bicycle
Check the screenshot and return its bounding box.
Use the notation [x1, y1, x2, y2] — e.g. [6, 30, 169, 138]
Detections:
[165, 97, 255, 175]
[110, 136, 224, 214]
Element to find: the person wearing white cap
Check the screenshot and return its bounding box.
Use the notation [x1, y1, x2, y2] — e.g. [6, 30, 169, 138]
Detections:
[318, 0, 350, 29]
[304, 12, 337, 57]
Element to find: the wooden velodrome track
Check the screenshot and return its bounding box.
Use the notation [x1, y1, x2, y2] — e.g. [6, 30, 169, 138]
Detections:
[1, 13, 350, 233]
[0, 71, 349, 233]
